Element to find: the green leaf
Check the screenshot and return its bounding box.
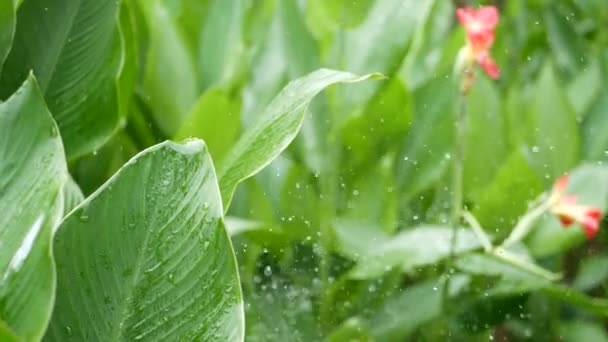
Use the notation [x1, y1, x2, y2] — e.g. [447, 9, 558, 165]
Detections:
[528, 164, 608, 256]
[367, 278, 445, 340]
[326, 317, 371, 342]
[473, 148, 543, 236]
[335, 0, 432, 114]
[218, 68, 381, 211]
[0, 75, 67, 341]
[543, 5, 585, 76]
[138, 0, 199, 136]
[463, 76, 508, 198]
[45, 140, 244, 341]
[334, 220, 481, 279]
[0, 321, 19, 342]
[0, 0, 15, 75]
[341, 77, 413, 170]
[0, 0, 124, 159]
[62, 175, 84, 216]
[581, 88, 608, 160]
[457, 253, 608, 315]
[399, 0, 454, 90]
[394, 77, 455, 199]
[557, 321, 608, 342]
[455, 253, 551, 296]
[309, 0, 374, 29]
[527, 64, 580, 181]
[199, 0, 244, 89]
[573, 255, 608, 291]
[175, 88, 241, 161]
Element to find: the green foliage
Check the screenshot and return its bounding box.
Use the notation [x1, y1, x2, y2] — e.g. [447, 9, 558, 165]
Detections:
[2, 0, 608, 340]
[0, 75, 65, 341]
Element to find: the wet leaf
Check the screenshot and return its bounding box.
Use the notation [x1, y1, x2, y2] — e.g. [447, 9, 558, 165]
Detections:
[0, 75, 67, 341]
[46, 140, 244, 341]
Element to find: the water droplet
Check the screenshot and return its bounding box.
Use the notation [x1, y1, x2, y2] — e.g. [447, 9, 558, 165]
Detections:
[263, 265, 272, 277]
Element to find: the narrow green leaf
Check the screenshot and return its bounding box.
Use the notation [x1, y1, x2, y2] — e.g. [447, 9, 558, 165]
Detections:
[138, 0, 199, 136]
[46, 140, 244, 341]
[0, 0, 124, 159]
[218, 68, 381, 211]
[0, 75, 67, 341]
[543, 6, 585, 76]
[199, 0, 244, 89]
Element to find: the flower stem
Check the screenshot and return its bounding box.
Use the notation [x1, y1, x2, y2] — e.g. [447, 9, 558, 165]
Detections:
[462, 211, 493, 252]
[448, 92, 467, 258]
[491, 247, 562, 281]
[501, 195, 550, 248]
[443, 83, 468, 306]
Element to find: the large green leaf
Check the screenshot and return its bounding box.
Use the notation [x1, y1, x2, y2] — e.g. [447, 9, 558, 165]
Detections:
[0, 0, 124, 159]
[0, 0, 15, 74]
[0, 75, 67, 341]
[217, 68, 380, 210]
[45, 140, 244, 341]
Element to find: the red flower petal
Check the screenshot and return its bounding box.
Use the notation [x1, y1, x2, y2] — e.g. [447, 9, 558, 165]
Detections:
[476, 51, 500, 79]
[476, 6, 499, 29]
[582, 207, 602, 239]
[456, 7, 476, 27]
[552, 176, 569, 197]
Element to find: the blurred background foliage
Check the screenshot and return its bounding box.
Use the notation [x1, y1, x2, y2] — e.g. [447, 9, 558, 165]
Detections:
[4, 0, 608, 340]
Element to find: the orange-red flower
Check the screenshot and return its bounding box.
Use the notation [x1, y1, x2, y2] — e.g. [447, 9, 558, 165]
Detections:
[456, 6, 500, 79]
[549, 176, 602, 239]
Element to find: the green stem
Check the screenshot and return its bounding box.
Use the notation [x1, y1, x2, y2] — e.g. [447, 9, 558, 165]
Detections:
[462, 211, 493, 252]
[449, 95, 467, 255]
[501, 195, 550, 248]
[443, 86, 468, 306]
[491, 247, 562, 281]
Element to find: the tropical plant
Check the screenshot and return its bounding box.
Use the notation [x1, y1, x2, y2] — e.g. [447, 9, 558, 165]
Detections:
[1, 0, 608, 341]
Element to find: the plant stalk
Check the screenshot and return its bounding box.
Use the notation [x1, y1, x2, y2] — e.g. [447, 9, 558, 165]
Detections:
[442, 80, 468, 306]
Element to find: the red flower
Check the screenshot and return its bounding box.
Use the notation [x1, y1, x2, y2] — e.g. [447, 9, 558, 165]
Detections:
[549, 176, 602, 239]
[456, 6, 500, 79]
